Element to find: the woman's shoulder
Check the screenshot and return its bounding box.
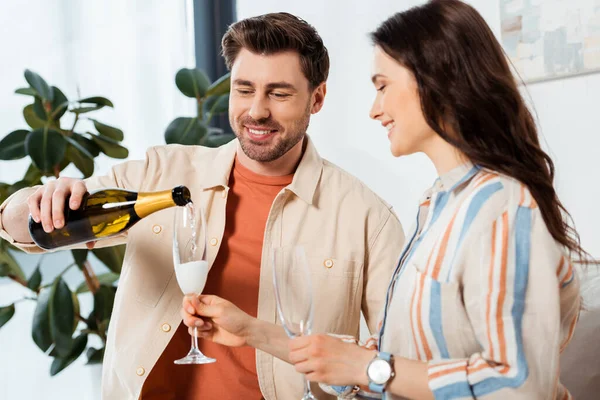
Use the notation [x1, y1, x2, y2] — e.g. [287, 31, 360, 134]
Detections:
[453, 169, 541, 234]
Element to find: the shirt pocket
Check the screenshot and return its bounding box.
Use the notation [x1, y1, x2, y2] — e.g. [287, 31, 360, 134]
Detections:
[408, 262, 476, 360]
[306, 254, 362, 334]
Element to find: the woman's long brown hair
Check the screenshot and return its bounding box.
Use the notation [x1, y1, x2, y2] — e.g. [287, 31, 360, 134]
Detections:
[372, 0, 593, 263]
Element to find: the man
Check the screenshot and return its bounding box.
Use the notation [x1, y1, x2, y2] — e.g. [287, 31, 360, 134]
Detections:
[0, 12, 404, 400]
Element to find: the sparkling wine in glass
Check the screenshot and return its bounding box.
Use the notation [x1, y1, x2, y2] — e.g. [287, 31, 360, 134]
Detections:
[173, 202, 216, 364]
[272, 245, 317, 400]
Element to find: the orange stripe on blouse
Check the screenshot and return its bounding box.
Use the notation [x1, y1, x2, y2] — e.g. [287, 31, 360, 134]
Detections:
[496, 212, 510, 374]
[416, 271, 433, 360]
[429, 364, 466, 380]
[431, 213, 458, 280]
[556, 256, 565, 278]
[475, 172, 498, 188]
[486, 220, 498, 360]
[560, 310, 579, 353]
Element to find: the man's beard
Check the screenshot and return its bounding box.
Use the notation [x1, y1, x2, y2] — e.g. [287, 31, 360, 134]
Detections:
[231, 104, 311, 162]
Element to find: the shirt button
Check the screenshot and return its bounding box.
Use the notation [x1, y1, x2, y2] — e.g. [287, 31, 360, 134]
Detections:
[161, 323, 171, 332]
[210, 238, 218, 246]
[324, 259, 334, 268]
[152, 225, 162, 234]
[136, 367, 145, 376]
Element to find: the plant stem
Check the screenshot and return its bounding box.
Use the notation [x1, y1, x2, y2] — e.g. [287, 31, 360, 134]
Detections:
[70, 112, 79, 133]
[12, 296, 37, 304]
[81, 260, 99, 294]
[197, 100, 203, 119]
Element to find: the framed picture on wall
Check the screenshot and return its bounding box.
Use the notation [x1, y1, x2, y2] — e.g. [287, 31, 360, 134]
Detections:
[500, 0, 600, 84]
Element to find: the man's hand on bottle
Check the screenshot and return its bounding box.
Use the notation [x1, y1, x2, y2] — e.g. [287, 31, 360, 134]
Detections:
[27, 177, 96, 248]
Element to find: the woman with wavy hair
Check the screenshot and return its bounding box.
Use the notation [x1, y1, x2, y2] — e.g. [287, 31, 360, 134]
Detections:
[286, 1, 588, 398]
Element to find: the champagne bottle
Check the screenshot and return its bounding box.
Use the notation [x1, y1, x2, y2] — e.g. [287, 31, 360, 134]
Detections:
[28, 185, 191, 250]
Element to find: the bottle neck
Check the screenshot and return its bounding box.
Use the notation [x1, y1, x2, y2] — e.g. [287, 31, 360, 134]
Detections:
[134, 189, 178, 219]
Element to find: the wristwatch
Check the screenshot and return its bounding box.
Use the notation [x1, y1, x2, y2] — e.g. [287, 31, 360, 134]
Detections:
[366, 352, 395, 393]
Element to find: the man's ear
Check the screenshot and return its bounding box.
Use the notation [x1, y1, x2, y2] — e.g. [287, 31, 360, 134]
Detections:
[311, 82, 327, 114]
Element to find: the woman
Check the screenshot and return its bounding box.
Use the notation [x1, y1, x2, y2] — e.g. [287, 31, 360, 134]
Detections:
[285, 1, 585, 399]
[182, 1, 586, 398]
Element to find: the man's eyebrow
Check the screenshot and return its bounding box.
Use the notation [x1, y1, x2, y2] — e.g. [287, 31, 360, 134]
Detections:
[233, 79, 254, 87]
[265, 82, 297, 91]
[232, 79, 297, 91]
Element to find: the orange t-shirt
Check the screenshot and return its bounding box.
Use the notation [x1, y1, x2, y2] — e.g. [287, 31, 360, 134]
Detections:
[141, 158, 294, 400]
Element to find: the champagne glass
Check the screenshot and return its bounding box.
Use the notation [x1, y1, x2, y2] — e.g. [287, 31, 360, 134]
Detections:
[173, 202, 216, 364]
[272, 245, 317, 400]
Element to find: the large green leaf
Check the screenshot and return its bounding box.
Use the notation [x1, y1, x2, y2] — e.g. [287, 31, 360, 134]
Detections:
[25, 128, 67, 173]
[0, 183, 10, 204]
[32, 288, 53, 352]
[76, 272, 120, 294]
[70, 97, 113, 114]
[175, 68, 210, 99]
[24, 69, 53, 102]
[0, 304, 15, 329]
[90, 134, 128, 159]
[50, 86, 69, 120]
[89, 119, 123, 142]
[63, 136, 94, 159]
[66, 144, 94, 178]
[77, 97, 113, 108]
[91, 245, 125, 273]
[93, 284, 116, 323]
[0, 130, 29, 160]
[72, 292, 80, 334]
[50, 334, 87, 376]
[23, 104, 46, 129]
[71, 249, 88, 270]
[15, 87, 38, 97]
[202, 94, 229, 121]
[72, 133, 101, 157]
[206, 72, 231, 97]
[33, 97, 48, 121]
[86, 347, 105, 364]
[164, 117, 207, 145]
[201, 130, 236, 148]
[0, 248, 25, 280]
[49, 278, 75, 358]
[27, 263, 42, 292]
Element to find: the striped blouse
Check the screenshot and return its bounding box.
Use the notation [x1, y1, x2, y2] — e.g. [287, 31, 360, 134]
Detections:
[325, 163, 581, 400]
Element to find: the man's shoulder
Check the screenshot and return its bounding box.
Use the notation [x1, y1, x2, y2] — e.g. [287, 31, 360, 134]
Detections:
[320, 158, 394, 212]
[147, 143, 225, 159]
[143, 141, 236, 168]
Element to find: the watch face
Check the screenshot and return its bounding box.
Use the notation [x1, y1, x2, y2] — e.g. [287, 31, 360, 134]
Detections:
[368, 359, 392, 385]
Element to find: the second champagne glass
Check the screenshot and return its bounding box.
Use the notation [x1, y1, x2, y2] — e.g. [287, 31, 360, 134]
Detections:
[173, 202, 216, 364]
[272, 245, 317, 400]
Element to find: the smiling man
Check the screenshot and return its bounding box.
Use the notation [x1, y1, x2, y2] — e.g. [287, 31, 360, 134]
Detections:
[0, 12, 404, 400]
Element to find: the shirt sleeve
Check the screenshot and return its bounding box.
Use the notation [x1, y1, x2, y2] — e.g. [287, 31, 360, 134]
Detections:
[426, 200, 580, 399]
[362, 208, 405, 332]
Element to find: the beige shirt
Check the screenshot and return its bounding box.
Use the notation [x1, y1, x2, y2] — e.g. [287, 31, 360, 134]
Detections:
[0, 137, 405, 400]
[377, 164, 579, 399]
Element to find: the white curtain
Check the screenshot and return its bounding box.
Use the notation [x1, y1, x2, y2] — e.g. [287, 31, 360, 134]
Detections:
[0, 1, 195, 399]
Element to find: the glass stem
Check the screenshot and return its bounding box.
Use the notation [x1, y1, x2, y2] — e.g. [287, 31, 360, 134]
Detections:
[304, 377, 312, 395]
[192, 326, 199, 351]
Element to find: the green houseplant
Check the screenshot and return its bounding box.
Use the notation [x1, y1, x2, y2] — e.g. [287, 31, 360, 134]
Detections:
[164, 68, 236, 146]
[0, 69, 128, 375]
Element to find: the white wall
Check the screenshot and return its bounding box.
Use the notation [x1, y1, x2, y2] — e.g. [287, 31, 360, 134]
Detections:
[0, 1, 195, 399]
